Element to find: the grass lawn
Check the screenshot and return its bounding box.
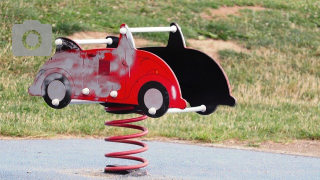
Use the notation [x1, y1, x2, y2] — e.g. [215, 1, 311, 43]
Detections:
[0, 0, 319, 143]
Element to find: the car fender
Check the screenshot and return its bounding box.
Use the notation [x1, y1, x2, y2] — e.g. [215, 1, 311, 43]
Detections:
[125, 74, 187, 109]
[28, 68, 74, 97]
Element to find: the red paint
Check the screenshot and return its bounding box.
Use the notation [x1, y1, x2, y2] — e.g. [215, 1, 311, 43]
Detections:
[29, 24, 187, 109]
[99, 60, 110, 76]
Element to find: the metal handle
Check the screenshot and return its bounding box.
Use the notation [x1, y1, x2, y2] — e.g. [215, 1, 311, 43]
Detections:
[167, 105, 206, 113]
[120, 26, 178, 34]
[73, 38, 113, 45]
[129, 26, 177, 33]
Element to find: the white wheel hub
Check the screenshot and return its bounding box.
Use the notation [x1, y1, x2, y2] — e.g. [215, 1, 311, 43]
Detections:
[52, 99, 60, 106]
[144, 88, 163, 110]
[148, 107, 157, 115]
[48, 80, 66, 101]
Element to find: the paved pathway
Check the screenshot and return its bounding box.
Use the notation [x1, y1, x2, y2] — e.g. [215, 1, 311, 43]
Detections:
[1, 139, 320, 179]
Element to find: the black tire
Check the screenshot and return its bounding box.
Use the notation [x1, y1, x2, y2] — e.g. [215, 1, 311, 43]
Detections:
[138, 81, 169, 118]
[194, 103, 217, 115]
[190, 102, 218, 115]
[42, 73, 71, 109]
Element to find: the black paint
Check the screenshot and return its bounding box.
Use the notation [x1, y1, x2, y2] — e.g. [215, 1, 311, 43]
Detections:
[101, 23, 236, 115]
[139, 23, 236, 114]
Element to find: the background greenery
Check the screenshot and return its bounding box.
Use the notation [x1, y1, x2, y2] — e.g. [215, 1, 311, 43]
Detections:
[0, 0, 319, 144]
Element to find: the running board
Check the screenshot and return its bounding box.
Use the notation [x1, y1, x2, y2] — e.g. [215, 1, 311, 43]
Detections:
[70, 100, 206, 113]
[70, 100, 104, 105]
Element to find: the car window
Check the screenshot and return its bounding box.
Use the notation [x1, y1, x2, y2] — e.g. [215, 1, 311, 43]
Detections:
[56, 37, 81, 52]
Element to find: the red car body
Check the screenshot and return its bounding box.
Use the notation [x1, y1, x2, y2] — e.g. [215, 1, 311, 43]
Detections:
[29, 24, 187, 117]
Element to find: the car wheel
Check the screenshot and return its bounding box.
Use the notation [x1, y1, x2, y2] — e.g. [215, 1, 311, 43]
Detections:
[138, 81, 169, 118]
[189, 100, 217, 115]
[42, 73, 71, 109]
[196, 103, 217, 115]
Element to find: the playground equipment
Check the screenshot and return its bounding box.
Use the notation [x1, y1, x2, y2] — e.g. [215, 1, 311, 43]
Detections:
[28, 22, 236, 173]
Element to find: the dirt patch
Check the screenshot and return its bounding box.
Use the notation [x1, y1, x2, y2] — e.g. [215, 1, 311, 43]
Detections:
[61, 169, 116, 179]
[187, 39, 248, 61]
[215, 139, 320, 158]
[67, 31, 247, 61]
[0, 134, 99, 140]
[201, 5, 269, 20]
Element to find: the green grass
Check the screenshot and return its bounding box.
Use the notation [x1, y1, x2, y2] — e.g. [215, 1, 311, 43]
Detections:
[0, 0, 319, 143]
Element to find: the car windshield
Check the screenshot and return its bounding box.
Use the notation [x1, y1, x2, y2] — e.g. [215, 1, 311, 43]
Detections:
[56, 37, 81, 52]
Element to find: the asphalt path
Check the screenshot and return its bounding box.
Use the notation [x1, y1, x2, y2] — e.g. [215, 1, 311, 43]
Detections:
[1, 139, 319, 180]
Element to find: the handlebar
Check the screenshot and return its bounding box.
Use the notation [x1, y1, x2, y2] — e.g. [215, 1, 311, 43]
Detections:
[128, 26, 177, 33]
[62, 25, 178, 45]
[73, 38, 113, 45]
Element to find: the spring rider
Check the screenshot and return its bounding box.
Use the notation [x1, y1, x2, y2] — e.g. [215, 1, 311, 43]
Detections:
[28, 22, 236, 172]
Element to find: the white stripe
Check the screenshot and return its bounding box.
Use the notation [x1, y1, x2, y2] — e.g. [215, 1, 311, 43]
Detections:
[167, 105, 206, 113]
[70, 100, 104, 105]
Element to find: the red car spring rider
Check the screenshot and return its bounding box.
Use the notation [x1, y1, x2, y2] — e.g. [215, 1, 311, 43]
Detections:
[29, 22, 236, 173]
